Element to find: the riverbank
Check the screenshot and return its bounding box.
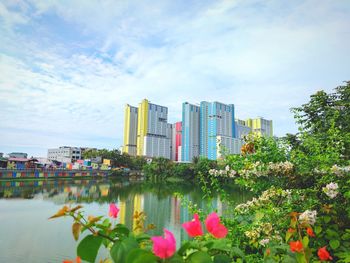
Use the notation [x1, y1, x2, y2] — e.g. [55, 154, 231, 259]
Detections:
[0, 169, 143, 180]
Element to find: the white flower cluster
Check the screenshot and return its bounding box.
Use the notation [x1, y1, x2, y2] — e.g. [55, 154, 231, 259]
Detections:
[208, 165, 237, 178]
[322, 182, 339, 199]
[259, 238, 270, 246]
[235, 187, 292, 213]
[299, 210, 317, 225]
[240, 161, 294, 179]
[331, 165, 350, 177]
[244, 223, 273, 240]
[268, 161, 294, 175]
[244, 222, 283, 246]
[240, 161, 268, 179]
[244, 229, 261, 240]
[313, 168, 328, 175]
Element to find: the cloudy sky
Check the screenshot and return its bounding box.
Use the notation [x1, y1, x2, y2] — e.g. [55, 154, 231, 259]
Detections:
[0, 0, 349, 157]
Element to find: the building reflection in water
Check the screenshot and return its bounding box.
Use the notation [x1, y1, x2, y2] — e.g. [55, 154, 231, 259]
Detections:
[0, 178, 253, 244]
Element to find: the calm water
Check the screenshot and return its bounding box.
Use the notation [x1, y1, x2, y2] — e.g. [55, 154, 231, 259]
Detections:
[0, 178, 252, 262]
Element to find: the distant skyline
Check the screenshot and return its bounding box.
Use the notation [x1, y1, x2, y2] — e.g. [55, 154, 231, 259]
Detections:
[1, 0, 350, 157]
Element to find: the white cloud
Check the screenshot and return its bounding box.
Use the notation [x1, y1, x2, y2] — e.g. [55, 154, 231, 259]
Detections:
[0, 0, 349, 156]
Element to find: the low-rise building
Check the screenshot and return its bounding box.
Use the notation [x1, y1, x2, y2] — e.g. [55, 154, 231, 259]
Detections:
[8, 152, 28, 158]
[47, 146, 82, 163]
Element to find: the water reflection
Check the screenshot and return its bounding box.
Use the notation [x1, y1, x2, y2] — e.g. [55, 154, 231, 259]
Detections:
[0, 178, 252, 262]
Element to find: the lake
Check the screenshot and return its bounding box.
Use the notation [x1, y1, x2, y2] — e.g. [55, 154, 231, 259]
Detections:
[0, 178, 252, 262]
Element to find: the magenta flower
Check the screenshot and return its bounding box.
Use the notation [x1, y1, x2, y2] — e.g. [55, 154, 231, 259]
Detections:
[205, 212, 228, 238]
[109, 203, 119, 218]
[182, 214, 203, 237]
[151, 229, 176, 259]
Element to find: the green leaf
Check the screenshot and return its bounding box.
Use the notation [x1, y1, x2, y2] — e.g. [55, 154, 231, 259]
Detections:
[302, 236, 309, 248]
[135, 233, 151, 243]
[285, 231, 294, 242]
[342, 232, 350, 240]
[188, 251, 212, 263]
[255, 211, 264, 221]
[330, 239, 340, 250]
[168, 254, 185, 263]
[314, 226, 322, 235]
[207, 239, 230, 252]
[214, 254, 231, 263]
[125, 248, 157, 263]
[323, 216, 331, 223]
[111, 237, 139, 263]
[177, 241, 199, 256]
[282, 255, 298, 263]
[295, 252, 307, 263]
[344, 191, 350, 199]
[77, 234, 103, 263]
[230, 247, 245, 258]
[326, 229, 340, 239]
[113, 224, 130, 237]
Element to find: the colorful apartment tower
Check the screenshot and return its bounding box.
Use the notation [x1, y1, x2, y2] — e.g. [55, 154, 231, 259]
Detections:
[135, 99, 171, 158]
[199, 101, 236, 160]
[181, 102, 200, 162]
[124, 99, 274, 161]
[171, 122, 182, 161]
[246, 117, 273, 137]
[123, 105, 138, 156]
[235, 119, 252, 139]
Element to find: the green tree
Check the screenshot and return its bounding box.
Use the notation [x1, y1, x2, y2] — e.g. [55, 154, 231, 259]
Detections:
[289, 81, 350, 171]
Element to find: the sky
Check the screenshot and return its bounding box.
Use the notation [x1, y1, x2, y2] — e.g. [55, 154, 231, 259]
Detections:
[0, 0, 349, 157]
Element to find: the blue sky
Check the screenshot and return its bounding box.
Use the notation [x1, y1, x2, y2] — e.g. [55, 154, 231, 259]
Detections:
[0, 0, 349, 157]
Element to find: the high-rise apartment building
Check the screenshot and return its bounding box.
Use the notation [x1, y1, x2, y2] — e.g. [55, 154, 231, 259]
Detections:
[123, 99, 273, 162]
[123, 104, 138, 156]
[171, 122, 182, 161]
[235, 119, 252, 139]
[216, 136, 245, 159]
[181, 103, 200, 162]
[246, 117, 273, 137]
[132, 99, 171, 158]
[199, 102, 235, 160]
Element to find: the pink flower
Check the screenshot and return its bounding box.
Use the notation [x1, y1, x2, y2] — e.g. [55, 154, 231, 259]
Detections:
[151, 229, 176, 259]
[182, 214, 203, 237]
[109, 203, 119, 218]
[205, 212, 228, 238]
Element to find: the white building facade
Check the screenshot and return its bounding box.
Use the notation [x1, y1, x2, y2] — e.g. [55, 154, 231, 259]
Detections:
[235, 119, 252, 139]
[137, 100, 172, 159]
[216, 136, 244, 159]
[182, 102, 200, 162]
[47, 146, 82, 163]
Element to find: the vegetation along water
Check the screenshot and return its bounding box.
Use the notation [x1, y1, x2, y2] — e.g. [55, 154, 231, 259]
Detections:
[1, 82, 350, 262]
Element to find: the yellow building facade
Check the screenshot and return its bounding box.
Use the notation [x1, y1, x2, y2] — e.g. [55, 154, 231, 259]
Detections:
[123, 104, 138, 156]
[246, 117, 273, 137]
[136, 99, 149, 156]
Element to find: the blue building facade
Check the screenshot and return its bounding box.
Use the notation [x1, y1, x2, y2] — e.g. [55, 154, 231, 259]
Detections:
[182, 101, 236, 161]
[200, 102, 236, 160]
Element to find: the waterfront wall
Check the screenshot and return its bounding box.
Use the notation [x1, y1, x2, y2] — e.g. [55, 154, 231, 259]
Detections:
[0, 169, 110, 179]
